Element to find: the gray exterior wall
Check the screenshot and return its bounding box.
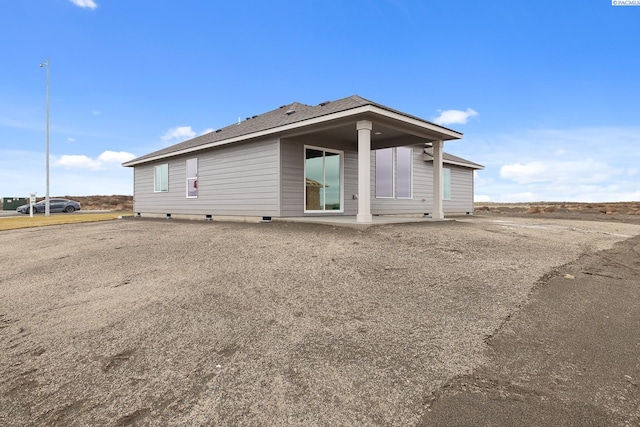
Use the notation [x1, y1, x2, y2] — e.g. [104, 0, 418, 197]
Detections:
[443, 164, 475, 213]
[132, 137, 475, 217]
[133, 138, 280, 216]
[280, 136, 358, 217]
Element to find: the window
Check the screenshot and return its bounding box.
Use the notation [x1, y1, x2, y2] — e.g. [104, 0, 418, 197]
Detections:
[443, 167, 451, 200]
[375, 147, 413, 199]
[154, 164, 168, 192]
[396, 147, 412, 198]
[375, 148, 393, 198]
[186, 158, 198, 198]
[304, 147, 342, 212]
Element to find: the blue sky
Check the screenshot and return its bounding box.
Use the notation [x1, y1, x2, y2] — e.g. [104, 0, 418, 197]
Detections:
[1, 0, 639, 202]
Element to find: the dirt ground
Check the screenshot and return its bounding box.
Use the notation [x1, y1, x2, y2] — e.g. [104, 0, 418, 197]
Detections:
[419, 227, 640, 426]
[1, 213, 639, 426]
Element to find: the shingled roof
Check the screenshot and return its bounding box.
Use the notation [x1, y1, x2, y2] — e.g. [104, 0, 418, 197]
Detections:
[124, 95, 462, 166]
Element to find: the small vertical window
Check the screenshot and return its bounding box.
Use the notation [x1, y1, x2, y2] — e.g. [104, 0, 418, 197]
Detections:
[396, 147, 412, 198]
[375, 148, 393, 198]
[375, 147, 413, 199]
[186, 158, 198, 198]
[443, 167, 451, 200]
[154, 164, 168, 192]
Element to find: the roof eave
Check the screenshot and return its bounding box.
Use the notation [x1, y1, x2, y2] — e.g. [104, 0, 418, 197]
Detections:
[450, 161, 484, 170]
[366, 105, 463, 140]
[123, 104, 462, 167]
[424, 157, 484, 170]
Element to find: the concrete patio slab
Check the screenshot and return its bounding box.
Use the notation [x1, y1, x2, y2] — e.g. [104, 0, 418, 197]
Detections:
[272, 215, 456, 229]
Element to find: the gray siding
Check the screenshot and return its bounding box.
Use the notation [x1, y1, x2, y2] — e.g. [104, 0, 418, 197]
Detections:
[280, 136, 358, 217]
[133, 139, 280, 216]
[133, 137, 476, 218]
[279, 138, 303, 217]
[443, 165, 474, 213]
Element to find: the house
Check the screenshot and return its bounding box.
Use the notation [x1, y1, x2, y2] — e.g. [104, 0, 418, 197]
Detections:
[122, 95, 483, 223]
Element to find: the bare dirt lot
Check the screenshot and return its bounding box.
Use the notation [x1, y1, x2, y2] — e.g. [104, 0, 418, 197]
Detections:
[1, 214, 639, 426]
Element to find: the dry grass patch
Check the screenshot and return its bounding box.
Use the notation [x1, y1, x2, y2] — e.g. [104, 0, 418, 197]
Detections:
[70, 195, 133, 211]
[0, 212, 133, 232]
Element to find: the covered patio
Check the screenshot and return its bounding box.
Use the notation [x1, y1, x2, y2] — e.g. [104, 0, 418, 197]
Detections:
[279, 101, 464, 222]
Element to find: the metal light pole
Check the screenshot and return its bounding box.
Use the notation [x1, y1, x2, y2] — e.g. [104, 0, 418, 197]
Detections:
[39, 59, 50, 216]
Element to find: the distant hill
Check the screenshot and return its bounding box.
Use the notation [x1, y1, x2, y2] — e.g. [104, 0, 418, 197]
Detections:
[475, 201, 640, 216]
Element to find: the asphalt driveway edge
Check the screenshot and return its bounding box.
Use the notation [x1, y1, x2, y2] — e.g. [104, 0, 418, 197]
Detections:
[418, 235, 640, 427]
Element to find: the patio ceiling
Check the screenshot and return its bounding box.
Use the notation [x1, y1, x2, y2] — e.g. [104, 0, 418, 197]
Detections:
[278, 112, 457, 150]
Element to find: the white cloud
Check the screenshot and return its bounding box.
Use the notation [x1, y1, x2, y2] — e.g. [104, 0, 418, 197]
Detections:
[53, 150, 135, 171]
[454, 126, 640, 203]
[499, 162, 548, 184]
[67, 138, 76, 143]
[54, 155, 102, 170]
[545, 184, 640, 203]
[473, 170, 492, 187]
[474, 194, 492, 202]
[502, 192, 538, 202]
[97, 150, 136, 163]
[433, 108, 478, 125]
[499, 159, 620, 185]
[200, 128, 214, 135]
[161, 126, 196, 141]
[91, 110, 101, 116]
[69, 0, 98, 9]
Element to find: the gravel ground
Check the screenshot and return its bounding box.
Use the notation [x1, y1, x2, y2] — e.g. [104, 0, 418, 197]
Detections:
[1, 215, 639, 426]
[419, 232, 640, 426]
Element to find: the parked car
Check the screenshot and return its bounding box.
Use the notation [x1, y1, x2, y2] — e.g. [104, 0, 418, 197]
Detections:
[16, 198, 81, 214]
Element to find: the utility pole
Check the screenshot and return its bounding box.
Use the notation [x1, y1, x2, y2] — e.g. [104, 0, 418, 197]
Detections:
[39, 59, 50, 216]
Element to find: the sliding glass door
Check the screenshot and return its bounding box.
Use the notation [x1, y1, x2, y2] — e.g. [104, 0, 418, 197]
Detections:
[304, 146, 342, 212]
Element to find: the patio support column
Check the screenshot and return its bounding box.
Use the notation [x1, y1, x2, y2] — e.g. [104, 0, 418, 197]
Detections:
[432, 139, 445, 219]
[356, 120, 373, 223]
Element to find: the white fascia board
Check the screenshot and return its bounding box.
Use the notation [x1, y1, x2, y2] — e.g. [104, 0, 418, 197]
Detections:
[366, 106, 463, 140]
[445, 160, 484, 170]
[123, 105, 462, 167]
[425, 157, 484, 170]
